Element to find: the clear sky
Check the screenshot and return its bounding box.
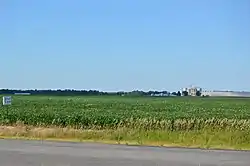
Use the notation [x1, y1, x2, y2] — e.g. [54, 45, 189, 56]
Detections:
[0, 0, 249, 92]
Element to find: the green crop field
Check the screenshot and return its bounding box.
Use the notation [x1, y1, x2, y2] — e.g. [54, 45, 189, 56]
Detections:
[1, 95, 250, 149]
[1, 95, 250, 131]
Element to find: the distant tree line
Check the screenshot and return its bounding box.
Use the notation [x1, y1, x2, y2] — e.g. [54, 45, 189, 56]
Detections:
[0, 89, 202, 97]
[0, 89, 173, 96]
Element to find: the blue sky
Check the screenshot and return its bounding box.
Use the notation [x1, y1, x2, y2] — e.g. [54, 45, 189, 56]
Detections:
[0, 0, 249, 92]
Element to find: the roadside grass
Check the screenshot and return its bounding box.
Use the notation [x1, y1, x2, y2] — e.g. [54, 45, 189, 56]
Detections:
[1, 125, 250, 150]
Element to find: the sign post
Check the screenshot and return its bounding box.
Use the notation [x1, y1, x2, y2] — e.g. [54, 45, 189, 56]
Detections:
[2, 96, 12, 105]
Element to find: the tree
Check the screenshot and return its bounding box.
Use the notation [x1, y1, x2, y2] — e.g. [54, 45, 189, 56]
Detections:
[171, 92, 177, 96]
[196, 91, 201, 96]
[182, 91, 188, 96]
[177, 91, 181, 96]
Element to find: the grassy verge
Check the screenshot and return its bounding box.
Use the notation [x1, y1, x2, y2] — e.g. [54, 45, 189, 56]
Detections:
[0, 125, 250, 150]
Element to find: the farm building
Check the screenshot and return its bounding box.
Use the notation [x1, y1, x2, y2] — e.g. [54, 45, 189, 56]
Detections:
[201, 91, 250, 97]
[182, 85, 250, 97]
[182, 85, 202, 96]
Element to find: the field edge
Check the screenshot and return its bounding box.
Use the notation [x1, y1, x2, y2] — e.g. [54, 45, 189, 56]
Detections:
[1, 125, 250, 151]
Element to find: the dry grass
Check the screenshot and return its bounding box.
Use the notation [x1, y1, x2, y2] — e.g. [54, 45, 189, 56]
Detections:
[1, 125, 250, 150]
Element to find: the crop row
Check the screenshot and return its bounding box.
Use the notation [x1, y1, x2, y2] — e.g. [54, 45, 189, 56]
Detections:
[0, 96, 250, 131]
[1, 109, 250, 131]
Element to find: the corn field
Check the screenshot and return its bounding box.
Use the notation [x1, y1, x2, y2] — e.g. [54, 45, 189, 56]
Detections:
[0, 96, 250, 131]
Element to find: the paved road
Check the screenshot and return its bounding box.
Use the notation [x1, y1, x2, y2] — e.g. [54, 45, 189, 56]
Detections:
[0, 139, 250, 166]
